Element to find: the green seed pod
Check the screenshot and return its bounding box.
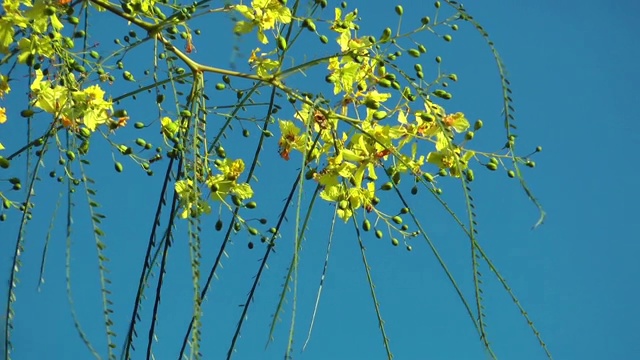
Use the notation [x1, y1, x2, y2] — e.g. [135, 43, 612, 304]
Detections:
[0, 214, 6, 221]
[414, 64, 423, 72]
[465, 169, 474, 182]
[232, 195, 243, 207]
[246, 201, 257, 209]
[391, 81, 401, 90]
[66, 150, 76, 161]
[452, 24, 459, 31]
[362, 219, 371, 231]
[443, 35, 452, 42]
[392, 216, 403, 224]
[507, 170, 515, 178]
[375, 229, 383, 239]
[536, 146, 543, 152]
[434, 1, 441, 8]
[416, 71, 424, 79]
[408, 49, 421, 58]
[210, 183, 219, 192]
[489, 157, 499, 165]
[248, 227, 259, 236]
[20, 109, 34, 118]
[400, 207, 409, 214]
[391, 238, 399, 246]
[216, 145, 226, 158]
[465, 131, 474, 140]
[406, 245, 412, 251]
[123, 71, 135, 81]
[8, 177, 20, 185]
[180, 110, 192, 117]
[3, 199, 10, 209]
[423, 173, 434, 182]
[243, 129, 250, 137]
[387, 54, 397, 61]
[115, 162, 123, 172]
[319, 0, 327, 8]
[269, 227, 277, 234]
[474, 120, 483, 131]
[68, 16, 80, 25]
[303, 19, 317, 32]
[156, 94, 165, 104]
[433, 89, 452, 100]
[264, 130, 274, 137]
[418, 44, 427, 54]
[248, 241, 254, 249]
[78, 140, 89, 155]
[319, 35, 328, 44]
[49, 171, 56, 178]
[215, 83, 226, 90]
[435, 56, 442, 63]
[448, 73, 458, 82]
[411, 185, 418, 195]
[526, 160, 536, 168]
[381, 182, 393, 191]
[380, 27, 392, 43]
[438, 169, 448, 177]
[134, 122, 145, 129]
[135, 138, 146, 147]
[421, 16, 430, 25]
[79, 127, 91, 138]
[378, 79, 391, 88]
[435, 188, 443, 195]
[373, 111, 387, 120]
[402, 87, 414, 101]
[234, 222, 242, 232]
[486, 162, 498, 171]
[395, 5, 403, 15]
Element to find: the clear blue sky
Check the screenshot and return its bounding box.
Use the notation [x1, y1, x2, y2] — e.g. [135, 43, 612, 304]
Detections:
[1, 1, 639, 359]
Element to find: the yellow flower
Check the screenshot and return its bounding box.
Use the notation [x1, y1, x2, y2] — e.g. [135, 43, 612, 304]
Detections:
[206, 159, 254, 203]
[175, 179, 212, 218]
[0, 107, 6, 123]
[234, 0, 292, 44]
[248, 48, 280, 77]
[0, 74, 10, 98]
[442, 112, 470, 133]
[278, 120, 307, 160]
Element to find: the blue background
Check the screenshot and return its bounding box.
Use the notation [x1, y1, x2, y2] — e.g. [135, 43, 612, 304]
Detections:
[1, 1, 639, 359]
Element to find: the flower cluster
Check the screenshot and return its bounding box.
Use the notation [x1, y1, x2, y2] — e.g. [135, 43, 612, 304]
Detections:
[234, 0, 292, 44]
[174, 158, 254, 218]
[29, 70, 115, 131]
